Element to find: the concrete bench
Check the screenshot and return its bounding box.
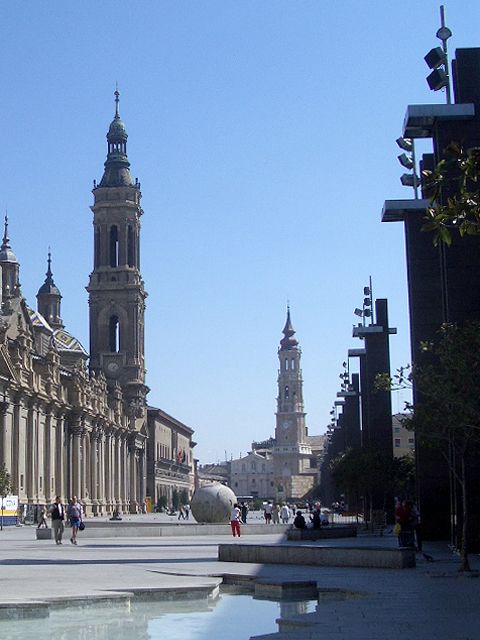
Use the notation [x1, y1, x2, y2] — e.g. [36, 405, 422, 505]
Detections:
[218, 543, 416, 569]
[286, 525, 357, 541]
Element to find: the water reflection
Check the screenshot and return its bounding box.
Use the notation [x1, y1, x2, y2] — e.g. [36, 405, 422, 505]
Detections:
[0, 592, 316, 640]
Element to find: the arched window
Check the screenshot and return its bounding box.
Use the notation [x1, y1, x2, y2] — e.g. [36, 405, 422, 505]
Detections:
[95, 228, 101, 268]
[285, 385, 289, 399]
[110, 225, 119, 267]
[109, 315, 120, 352]
[285, 358, 289, 371]
[291, 359, 295, 370]
[127, 226, 134, 267]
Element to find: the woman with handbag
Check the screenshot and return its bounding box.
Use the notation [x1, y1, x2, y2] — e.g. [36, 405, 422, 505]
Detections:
[67, 496, 83, 545]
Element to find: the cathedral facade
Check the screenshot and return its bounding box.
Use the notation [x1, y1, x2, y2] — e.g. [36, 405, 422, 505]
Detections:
[0, 93, 195, 515]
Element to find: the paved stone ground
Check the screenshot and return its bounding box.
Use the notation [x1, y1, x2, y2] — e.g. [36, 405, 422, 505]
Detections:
[0, 518, 479, 639]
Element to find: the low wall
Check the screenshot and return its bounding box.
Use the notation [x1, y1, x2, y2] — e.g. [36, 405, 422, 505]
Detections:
[286, 526, 357, 541]
[218, 543, 416, 569]
[36, 523, 288, 540]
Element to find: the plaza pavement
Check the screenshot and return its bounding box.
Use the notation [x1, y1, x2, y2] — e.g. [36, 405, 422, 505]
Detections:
[0, 514, 479, 639]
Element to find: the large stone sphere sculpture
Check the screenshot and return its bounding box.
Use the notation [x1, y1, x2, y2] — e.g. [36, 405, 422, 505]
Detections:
[190, 484, 237, 523]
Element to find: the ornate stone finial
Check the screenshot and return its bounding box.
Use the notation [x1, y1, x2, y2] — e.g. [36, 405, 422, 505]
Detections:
[2, 214, 9, 247]
[114, 86, 120, 119]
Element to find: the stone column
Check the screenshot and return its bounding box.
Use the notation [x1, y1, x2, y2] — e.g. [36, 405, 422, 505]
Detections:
[121, 434, 128, 511]
[55, 413, 66, 501]
[70, 419, 84, 499]
[115, 432, 122, 510]
[90, 427, 98, 514]
[104, 428, 112, 511]
[11, 397, 20, 496]
[128, 437, 137, 513]
[0, 400, 9, 469]
[26, 400, 35, 502]
[97, 428, 105, 514]
[44, 406, 52, 503]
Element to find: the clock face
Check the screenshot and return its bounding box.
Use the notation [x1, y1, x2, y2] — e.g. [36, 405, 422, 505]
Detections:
[106, 361, 120, 376]
[281, 419, 290, 430]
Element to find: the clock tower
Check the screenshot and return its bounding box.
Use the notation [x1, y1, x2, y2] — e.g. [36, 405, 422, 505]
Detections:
[273, 308, 315, 500]
[87, 90, 148, 426]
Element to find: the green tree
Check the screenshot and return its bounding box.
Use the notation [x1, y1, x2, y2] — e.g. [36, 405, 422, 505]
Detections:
[330, 448, 414, 519]
[377, 323, 480, 571]
[422, 143, 480, 244]
[171, 488, 180, 511]
[180, 489, 189, 506]
[156, 495, 168, 512]
[0, 465, 12, 532]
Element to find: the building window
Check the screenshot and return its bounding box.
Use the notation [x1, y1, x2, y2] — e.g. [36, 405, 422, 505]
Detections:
[408, 438, 415, 445]
[394, 438, 401, 448]
[109, 315, 120, 352]
[285, 358, 289, 371]
[285, 385, 289, 399]
[291, 359, 295, 370]
[394, 427, 400, 433]
[20, 474, 24, 490]
[127, 225, 135, 267]
[241, 464, 246, 472]
[251, 463, 256, 471]
[95, 228, 101, 268]
[110, 225, 119, 267]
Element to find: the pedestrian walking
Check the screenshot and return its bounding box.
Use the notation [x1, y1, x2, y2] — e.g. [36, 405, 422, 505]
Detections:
[272, 504, 280, 524]
[230, 503, 241, 537]
[67, 496, 83, 545]
[36, 506, 48, 529]
[240, 502, 249, 524]
[49, 496, 65, 545]
[280, 503, 290, 524]
[264, 501, 273, 524]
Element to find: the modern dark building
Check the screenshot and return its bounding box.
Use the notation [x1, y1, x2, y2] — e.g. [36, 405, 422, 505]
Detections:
[382, 48, 480, 546]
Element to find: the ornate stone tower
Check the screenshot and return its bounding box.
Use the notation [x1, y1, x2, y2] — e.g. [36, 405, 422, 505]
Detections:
[87, 90, 148, 426]
[36, 251, 63, 329]
[273, 307, 315, 500]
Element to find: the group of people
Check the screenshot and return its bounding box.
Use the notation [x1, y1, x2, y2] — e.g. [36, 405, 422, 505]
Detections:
[293, 502, 329, 530]
[36, 496, 85, 545]
[395, 498, 422, 551]
[263, 502, 297, 524]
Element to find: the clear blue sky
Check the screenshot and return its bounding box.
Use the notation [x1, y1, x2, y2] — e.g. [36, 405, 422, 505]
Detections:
[0, 2, 478, 463]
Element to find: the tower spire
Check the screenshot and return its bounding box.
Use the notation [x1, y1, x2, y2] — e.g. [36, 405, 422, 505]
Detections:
[280, 305, 298, 349]
[114, 85, 120, 118]
[98, 88, 134, 188]
[2, 214, 10, 250]
[37, 249, 63, 328]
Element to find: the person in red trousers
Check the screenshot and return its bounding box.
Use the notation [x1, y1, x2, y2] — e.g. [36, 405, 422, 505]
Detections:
[230, 503, 241, 537]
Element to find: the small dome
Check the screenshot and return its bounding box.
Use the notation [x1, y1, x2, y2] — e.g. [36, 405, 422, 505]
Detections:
[37, 281, 61, 296]
[0, 245, 18, 264]
[107, 116, 128, 142]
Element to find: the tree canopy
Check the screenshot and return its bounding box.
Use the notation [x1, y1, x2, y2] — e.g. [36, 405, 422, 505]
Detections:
[423, 143, 480, 245]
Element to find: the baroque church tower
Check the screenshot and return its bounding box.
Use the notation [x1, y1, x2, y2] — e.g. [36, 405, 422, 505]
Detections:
[273, 308, 316, 500]
[87, 90, 148, 428]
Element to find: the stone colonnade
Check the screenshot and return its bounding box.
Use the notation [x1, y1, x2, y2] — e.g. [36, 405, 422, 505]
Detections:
[0, 392, 146, 514]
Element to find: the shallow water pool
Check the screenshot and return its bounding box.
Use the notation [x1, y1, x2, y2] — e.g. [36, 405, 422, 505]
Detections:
[0, 592, 317, 640]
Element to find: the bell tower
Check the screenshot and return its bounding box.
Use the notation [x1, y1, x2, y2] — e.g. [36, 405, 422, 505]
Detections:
[87, 90, 148, 420]
[275, 307, 307, 446]
[273, 307, 314, 500]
